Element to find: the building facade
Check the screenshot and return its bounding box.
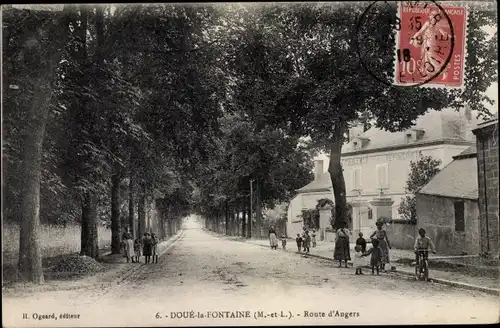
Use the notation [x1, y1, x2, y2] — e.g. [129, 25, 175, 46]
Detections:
[416, 146, 480, 255]
[473, 119, 499, 257]
[287, 108, 481, 239]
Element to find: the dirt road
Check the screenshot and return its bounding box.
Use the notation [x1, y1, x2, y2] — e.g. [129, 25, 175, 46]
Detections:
[3, 218, 499, 326]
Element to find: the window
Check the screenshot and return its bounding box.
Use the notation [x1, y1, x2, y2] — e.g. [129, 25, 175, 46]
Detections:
[405, 133, 412, 143]
[368, 208, 373, 220]
[353, 141, 358, 150]
[376, 163, 389, 189]
[352, 167, 362, 190]
[454, 201, 465, 232]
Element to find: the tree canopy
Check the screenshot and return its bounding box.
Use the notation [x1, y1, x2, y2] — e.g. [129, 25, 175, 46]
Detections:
[2, 2, 497, 283]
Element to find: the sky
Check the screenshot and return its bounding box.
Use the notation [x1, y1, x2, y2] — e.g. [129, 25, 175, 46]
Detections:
[485, 83, 498, 113]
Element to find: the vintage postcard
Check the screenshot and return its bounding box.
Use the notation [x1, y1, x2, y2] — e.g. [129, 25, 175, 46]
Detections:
[2, 1, 499, 327]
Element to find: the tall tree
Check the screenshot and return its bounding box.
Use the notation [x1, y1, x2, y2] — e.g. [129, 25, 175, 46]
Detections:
[3, 5, 71, 282]
[223, 3, 497, 229]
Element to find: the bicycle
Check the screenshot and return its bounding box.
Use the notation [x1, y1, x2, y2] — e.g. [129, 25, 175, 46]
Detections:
[415, 249, 430, 281]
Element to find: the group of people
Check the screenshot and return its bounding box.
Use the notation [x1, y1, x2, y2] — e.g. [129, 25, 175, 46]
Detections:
[122, 231, 159, 264]
[334, 221, 392, 274]
[268, 220, 437, 277]
[295, 229, 317, 253]
[267, 225, 317, 253]
[338, 221, 437, 276]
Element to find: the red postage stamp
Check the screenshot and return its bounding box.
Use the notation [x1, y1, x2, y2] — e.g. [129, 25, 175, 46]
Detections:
[394, 2, 468, 88]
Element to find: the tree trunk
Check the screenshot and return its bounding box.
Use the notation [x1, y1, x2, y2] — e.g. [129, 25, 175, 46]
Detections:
[110, 172, 122, 254]
[159, 210, 166, 239]
[81, 192, 99, 258]
[235, 210, 239, 236]
[128, 174, 136, 239]
[247, 202, 252, 238]
[167, 207, 172, 236]
[138, 182, 146, 237]
[230, 207, 234, 236]
[80, 201, 88, 256]
[79, 5, 103, 260]
[230, 207, 235, 236]
[255, 179, 262, 238]
[328, 128, 348, 230]
[234, 208, 240, 237]
[17, 93, 49, 284]
[72, 4, 89, 256]
[16, 7, 71, 283]
[225, 202, 229, 235]
[164, 219, 169, 237]
[242, 207, 247, 238]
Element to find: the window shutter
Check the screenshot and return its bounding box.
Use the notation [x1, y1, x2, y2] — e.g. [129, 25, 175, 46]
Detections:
[353, 167, 361, 190]
[376, 164, 388, 188]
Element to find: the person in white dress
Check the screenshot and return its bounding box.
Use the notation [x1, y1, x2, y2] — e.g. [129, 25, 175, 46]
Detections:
[353, 245, 366, 275]
[124, 233, 135, 263]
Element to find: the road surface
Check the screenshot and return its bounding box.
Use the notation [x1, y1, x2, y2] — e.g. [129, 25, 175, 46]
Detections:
[3, 217, 499, 326]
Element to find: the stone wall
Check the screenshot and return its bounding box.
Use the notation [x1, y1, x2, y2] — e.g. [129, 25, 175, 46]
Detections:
[474, 121, 499, 257]
[415, 194, 480, 255]
[385, 221, 416, 250]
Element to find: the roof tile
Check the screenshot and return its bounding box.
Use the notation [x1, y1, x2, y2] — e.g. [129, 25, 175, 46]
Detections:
[342, 108, 482, 154]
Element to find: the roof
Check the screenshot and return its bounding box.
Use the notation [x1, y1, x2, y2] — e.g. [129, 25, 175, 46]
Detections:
[418, 156, 478, 200]
[297, 108, 482, 194]
[472, 118, 498, 132]
[296, 172, 331, 193]
[453, 145, 477, 159]
[342, 108, 482, 155]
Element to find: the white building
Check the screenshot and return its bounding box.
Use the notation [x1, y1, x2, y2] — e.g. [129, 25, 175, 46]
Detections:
[287, 108, 482, 239]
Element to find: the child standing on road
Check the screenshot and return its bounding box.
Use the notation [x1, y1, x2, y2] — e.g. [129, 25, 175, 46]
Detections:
[125, 233, 135, 263]
[311, 230, 317, 248]
[356, 232, 367, 253]
[302, 230, 308, 252]
[303, 231, 311, 253]
[142, 232, 153, 264]
[151, 233, 159, 264]
[296, 234, 303, 252]
[353, 245, 365, 275]
[134, 238, 142, 263]
[362, 239, 383, 275]
[281, 234, 287, 250]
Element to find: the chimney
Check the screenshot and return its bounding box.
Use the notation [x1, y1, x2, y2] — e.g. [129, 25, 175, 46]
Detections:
[314, 160, 324, 180]
[462, 104, 474, 141]
[349, 124, 365, 142]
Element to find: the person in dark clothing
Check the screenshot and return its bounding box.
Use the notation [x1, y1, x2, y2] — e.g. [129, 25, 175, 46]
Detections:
[142, 232, 153, 264]
[362, 238, 383, 275]
[356, 232, 367, 253]
[303, 230, 311, 253]
[295, 234, 303, 252]
[333, 222, 351, 268]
